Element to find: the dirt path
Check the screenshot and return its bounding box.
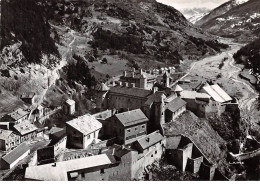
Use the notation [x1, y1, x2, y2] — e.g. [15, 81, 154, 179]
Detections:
[36, 26, 76, 106]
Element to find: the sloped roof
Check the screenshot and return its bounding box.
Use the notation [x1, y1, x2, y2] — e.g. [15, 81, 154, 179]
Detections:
[65, 99, 75, 106]
[180, 91, 210, 100]
[21, 92, 35, 99]
[49, 127, 65, 135]
[13, 121, 38, 135]
[115, 109, 148, 127]
[66, 114, 102, 135]
[134, 131, 164, 150]
[172, 84, 183, 92]
[0, 129, 13, 140]
[144, 91, 167, 106]
[166, 97, 187, 113]
[203, 84, 232, 103]
[25, 153, 115, 181]
[7, 108, 30, 121]
[110, 86, 152, 98]
[2, 142, 30, 164]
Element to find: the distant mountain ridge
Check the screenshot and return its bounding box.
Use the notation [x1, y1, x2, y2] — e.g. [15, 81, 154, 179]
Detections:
[196, 0, 260, 42]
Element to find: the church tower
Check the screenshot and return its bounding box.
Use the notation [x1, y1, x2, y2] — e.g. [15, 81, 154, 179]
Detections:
[163, 71, 170, 88]
[153, 91, 166, 135]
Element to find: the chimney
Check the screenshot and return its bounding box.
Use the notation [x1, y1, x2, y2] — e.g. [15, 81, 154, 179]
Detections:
[130, 83, 135, 88]
[146, 137, 150, 142]
[118, 81, 122, 86]
[132, 72, 135, 78]
[153, 87, 158, 94]
[123, 82, 128, 87]
[140, 69, 143, 75]
[123, 71, 127, 77]
[133, 68, 136, 73]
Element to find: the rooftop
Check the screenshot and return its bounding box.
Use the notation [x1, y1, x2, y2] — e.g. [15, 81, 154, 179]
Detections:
[2, 142, 30, 164]
[21, 92, 35, 99]
[180, 90, 210, 100]
[166, 97, 187, 113]
[203, 84, 232, 103]
[7, 108, 30, 121]
[134, 131, 164, 150]
[13, 120, 38, 135]
[123, 70, 156, 80]
[115, 109, 148, 127]
[25, 153, 116, 181]
[66, 114, 102, 135]
[0, 129, 13, 140]
[65, 99, 75, 106]
[96, 83, 110, 91]
[172, 84, 183, 92]
[110, 86, 152, 98]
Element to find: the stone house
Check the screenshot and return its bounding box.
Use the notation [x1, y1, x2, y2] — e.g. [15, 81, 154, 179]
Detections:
[165, 97, 187, 122]
[0, 129, 20, 151]
[0, 108, 30, 127]
[66, 114, 102, 149]
[107, 109, 148, 145]
[13, 120, 38, 142]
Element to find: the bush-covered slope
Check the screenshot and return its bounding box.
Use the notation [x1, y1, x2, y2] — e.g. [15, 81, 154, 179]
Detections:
[234, 38, 260, 72]
[1, 0, 59, 65]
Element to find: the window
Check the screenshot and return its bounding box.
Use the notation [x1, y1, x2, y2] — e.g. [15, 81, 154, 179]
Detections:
[135, 127, 138, 131]
[151, 154, 153, 157]
[155, 150, 157, 154]
[141, 125, 145, 129]
[127, 129, 131, 133]
[87, 135, 90, 139]
[100, 169, 104, 174]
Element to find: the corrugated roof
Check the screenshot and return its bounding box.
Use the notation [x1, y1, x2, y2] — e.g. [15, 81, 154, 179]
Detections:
[25, 153, 115, 181]
[135, 131, 164, 150]
[203, 84, 232, 103]
[13, 121, 38, 135]
[0, 129, 13, 140]
[66, 114, 102, 135]
[110, 86, 152, 98]
[115, 109, 148, 127]
[2, 142, 30, 164]
[166, 97, 187, 113]
[211, 85, 232, 102]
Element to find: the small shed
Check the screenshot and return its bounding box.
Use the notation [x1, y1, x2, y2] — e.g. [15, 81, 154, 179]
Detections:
[63, 99, 75, 115]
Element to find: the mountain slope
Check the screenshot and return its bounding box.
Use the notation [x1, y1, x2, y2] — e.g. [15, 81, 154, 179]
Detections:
[42, 0, 228, 67]
[234, 38, 260, 72]
[0, 0, 229, 111]
[197, 0, 260, 42]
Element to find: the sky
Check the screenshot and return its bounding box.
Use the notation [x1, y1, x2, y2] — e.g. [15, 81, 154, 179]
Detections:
[156, 0, 230, 10]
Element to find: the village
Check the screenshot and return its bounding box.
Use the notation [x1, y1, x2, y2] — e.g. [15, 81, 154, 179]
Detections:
[1, 65, 259, 181]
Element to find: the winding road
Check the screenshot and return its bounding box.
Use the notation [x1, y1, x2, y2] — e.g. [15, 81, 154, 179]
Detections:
[181, 39, 259, 116]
